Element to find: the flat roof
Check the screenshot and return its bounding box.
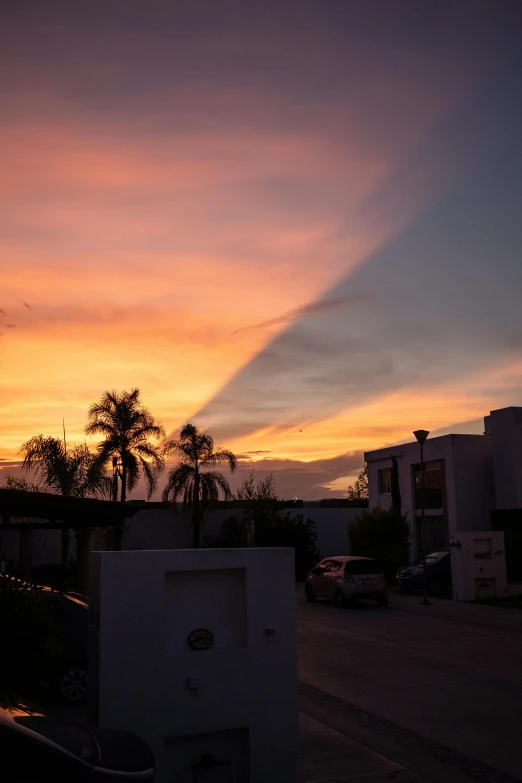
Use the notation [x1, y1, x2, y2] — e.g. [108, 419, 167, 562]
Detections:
[364, 432, 487, 462]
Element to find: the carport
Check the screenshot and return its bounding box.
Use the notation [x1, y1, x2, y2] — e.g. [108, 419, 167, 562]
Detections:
[0, 489, 141, 593]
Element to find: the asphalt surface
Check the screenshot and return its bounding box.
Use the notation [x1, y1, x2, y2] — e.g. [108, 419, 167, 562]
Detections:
[298, 587, 522, 780]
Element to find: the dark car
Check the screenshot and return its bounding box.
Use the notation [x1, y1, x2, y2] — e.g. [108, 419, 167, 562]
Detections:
[40, 589, 89, 704]
[396, 550, 452, 595]
[0, 690, 154, 781]
[0, 574, 89, 705]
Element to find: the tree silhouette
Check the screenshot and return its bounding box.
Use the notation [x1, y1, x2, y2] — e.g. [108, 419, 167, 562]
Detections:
[347, 465, 368, 501]
[162, 423, 237, 549]
[85, 389, 165, 506]
[20, 435, 111, 570]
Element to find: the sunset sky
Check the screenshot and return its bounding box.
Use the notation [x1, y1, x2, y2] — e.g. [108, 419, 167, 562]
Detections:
[1, 1, 521, 498]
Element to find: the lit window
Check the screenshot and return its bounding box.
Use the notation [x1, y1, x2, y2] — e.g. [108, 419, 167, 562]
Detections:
[378, 468, 391, 494]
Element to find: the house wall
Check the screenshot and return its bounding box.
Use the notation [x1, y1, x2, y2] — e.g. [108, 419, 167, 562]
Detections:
[0, 528, 75, 570]
[451, 435, 494, 530]
[490, 407, 522, 509]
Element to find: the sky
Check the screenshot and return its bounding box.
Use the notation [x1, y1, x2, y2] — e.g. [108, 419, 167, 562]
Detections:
[1, 1, 521, 499]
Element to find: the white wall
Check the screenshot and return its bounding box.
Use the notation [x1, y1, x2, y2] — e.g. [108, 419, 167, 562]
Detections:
[0, 504, 362, 573]
[89, 548, 299, 783]
[490, 406, 522, 509]
[450, 531, 507, 601]
[124, 504, 362, 559]
[451, 436, 494, 530]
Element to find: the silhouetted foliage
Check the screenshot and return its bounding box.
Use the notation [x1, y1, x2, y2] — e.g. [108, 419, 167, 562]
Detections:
[205, 472, 320, 578]
[20, 435, 112, 570]
[234, 470, 278, 545]
[86, 388, 165, 504]
[20, 436, 110, 498]
[348, 506, 410, 581]
[2, 474, 42, 492]
[347, 465, 368, 501]
[391, 456, 402, 513]
[162, 423, 237, 549]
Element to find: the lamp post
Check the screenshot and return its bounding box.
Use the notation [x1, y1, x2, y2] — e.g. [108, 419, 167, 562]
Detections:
[413, 429, 430, 605]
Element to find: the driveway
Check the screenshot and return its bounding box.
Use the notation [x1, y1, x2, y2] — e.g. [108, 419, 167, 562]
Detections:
[298, 587, 522, 779]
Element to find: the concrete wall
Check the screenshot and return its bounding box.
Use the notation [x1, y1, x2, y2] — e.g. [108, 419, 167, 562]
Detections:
[0, 505, 362, 573]
[490, 407, 522, 509]
[0, 528, 76, 569]
[89, 548, 299, 783]
[124, 505, 361, 559]
[451, 435, 494, 530]
[450, 530, 507, 601]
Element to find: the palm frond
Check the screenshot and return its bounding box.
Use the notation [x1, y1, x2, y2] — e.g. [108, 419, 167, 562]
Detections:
[201, 470, 233, 501]
[139, 456, 158, 500]
[201, 447, 237, 472]
[162, 463, 195, 503]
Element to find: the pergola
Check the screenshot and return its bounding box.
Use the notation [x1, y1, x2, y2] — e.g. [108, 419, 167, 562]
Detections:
[0, 489, 142, 593]
[0, 488, 139, 528]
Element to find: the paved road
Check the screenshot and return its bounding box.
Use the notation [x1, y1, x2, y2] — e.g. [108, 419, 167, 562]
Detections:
[298, 589, 522, 779]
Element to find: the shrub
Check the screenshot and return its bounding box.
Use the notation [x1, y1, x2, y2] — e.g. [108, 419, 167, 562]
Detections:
[204, 509, 321, 580]
[348, 506, 410, 582]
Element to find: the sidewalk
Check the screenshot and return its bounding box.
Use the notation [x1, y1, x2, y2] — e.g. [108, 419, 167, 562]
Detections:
[300, 711, 419, 783]
[389, 589, 522, 633]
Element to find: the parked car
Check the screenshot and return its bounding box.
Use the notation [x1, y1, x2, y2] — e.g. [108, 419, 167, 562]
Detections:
[396, 550, 452, 594]
[0, 574, 89, 705]
[305, 556, 389, 607]
[0, 690, 154, 781]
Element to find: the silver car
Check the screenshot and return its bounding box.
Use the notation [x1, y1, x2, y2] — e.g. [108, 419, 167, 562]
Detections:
[305, 556, 389, 607]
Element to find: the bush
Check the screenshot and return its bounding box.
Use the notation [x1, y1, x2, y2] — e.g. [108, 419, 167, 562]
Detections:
[348, 506, 410, 582]
[204, 509, 321, 580]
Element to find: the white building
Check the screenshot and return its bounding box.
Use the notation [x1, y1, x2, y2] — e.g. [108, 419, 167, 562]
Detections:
[364, 406, 522, 560]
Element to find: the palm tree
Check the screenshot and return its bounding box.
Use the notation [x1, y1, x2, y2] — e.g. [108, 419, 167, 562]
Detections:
[85, 389, 166, 505]
[20, 435, 111, 571]
[162, 423, 237, 548]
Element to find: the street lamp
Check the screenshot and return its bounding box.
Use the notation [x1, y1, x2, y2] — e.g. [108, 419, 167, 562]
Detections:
[413, 429, 430, 605]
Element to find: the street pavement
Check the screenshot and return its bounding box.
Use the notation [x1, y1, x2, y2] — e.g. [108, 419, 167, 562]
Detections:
[48, 588, 522, 782]
[298, 586, 522, 781]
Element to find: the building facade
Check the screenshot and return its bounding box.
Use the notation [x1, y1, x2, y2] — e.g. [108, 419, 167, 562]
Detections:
[364, 406, 522, 559]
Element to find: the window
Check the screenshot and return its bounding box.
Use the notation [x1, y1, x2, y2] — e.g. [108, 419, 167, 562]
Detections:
[413, 460, 444, 510]
[378, 468, 391, 494]
[326, 560, 343, 572]
[312, 560, 331, 574]
[344, 560, 382, 576]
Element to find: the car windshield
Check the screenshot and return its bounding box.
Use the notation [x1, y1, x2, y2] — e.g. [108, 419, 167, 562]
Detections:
[344, 560, 382, 575]
[425, 552, 448, 562]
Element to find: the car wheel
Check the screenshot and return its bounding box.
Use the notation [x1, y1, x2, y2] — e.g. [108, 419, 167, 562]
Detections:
[428, 578, 441, 595]
[59, 665, 88, 704]
[305, 584, 316, 603]
[376, 593, 389, 607]
[334, 590, 346, 609]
